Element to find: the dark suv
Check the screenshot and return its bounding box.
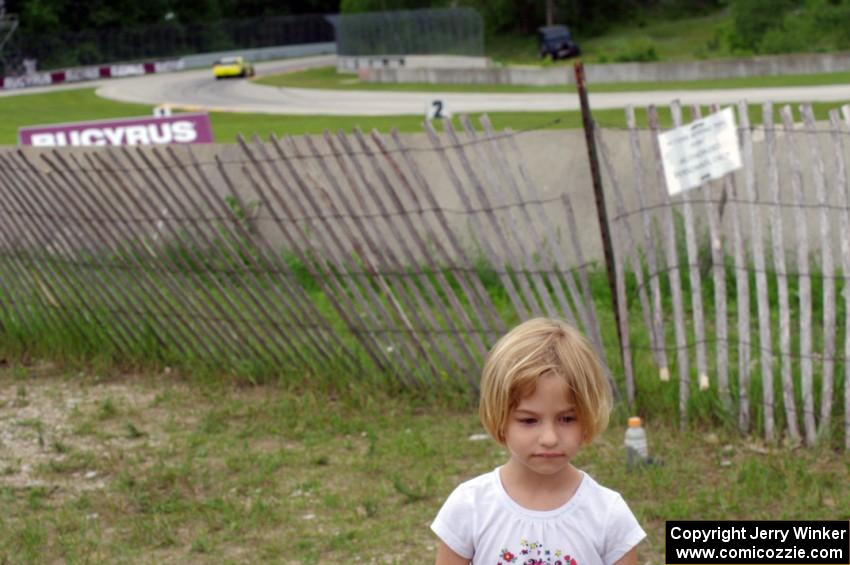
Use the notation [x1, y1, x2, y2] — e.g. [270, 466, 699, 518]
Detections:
[538, 25, 581, 60]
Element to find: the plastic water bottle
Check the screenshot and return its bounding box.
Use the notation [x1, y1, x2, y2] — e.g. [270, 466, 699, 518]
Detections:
[624, 416, 648, 466]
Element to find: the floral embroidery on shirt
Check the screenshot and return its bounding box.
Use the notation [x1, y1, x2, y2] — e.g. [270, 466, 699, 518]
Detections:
[496, 539, 578, 565]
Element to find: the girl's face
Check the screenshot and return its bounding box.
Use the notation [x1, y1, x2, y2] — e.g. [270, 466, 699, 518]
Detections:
[503, 373, 585, 477]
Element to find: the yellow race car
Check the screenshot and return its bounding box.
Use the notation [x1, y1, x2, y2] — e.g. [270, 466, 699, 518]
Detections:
[213, 56, 255, 79]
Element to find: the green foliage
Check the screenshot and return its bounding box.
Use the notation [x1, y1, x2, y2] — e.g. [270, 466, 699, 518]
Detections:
[611, 40, 660, 62]
[728, 0, 850, 55]
[340, 0, 439, 12]
[728, 0, 797, 52]
[16, 0, 340, 33]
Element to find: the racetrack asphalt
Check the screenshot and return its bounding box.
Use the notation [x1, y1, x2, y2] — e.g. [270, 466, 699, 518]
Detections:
[8, 55, 850, 115]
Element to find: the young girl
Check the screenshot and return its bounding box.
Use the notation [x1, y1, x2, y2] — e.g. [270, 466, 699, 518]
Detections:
[432, 318, 645, 565]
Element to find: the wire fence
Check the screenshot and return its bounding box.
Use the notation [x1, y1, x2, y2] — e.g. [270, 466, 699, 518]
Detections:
[3, 100, 850, 448]
[333, 8, 483, 57]
[600, 100, 850, 449]
[0, 119, 607, 396]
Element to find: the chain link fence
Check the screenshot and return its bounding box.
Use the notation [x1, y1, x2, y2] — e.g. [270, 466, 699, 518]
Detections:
[334, 8, 483, 57]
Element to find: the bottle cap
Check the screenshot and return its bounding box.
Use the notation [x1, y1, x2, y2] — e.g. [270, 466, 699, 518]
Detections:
[628, 416, 642, 427]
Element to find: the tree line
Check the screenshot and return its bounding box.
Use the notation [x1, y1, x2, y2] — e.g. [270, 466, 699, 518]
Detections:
[6, 0, 340, 34]
[7, 0, 722, 38]
[5, 0, 848, 64]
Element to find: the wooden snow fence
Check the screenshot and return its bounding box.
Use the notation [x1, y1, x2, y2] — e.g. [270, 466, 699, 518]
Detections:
[0, 119, 609, 393]
[598, 101, 850, 448]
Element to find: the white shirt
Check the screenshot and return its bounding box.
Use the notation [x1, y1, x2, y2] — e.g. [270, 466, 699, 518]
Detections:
[431, 468, 646, 565]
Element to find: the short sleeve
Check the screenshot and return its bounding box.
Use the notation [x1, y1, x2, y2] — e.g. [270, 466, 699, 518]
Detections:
[431, 484, 475, 560]
[601, 494, 646, 565]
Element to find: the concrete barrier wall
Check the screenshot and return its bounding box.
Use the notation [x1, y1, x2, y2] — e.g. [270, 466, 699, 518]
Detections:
[363, 51, 850, 85]
[337, 54, 490, 74]
[181, 42, 336, 69]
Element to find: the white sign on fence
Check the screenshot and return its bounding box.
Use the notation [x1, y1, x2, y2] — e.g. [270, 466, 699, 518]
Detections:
[658, 106, 742, 196]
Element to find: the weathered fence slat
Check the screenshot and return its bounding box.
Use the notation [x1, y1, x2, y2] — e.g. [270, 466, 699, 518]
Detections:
[116, 147, 274, 363]
[281, 131, 442, 374]
[350, 127, 484, 374]
[321, 131, 448, 382]
[286, 133, 438, 383]
[239, 144, 404, 383]
[284, 134, 419, 378]
[371, 128, 489, 361]
[500, 124, 605, 352]
[760, 103, 801, 443]
[561, 191, 609, 367]
[136, 145, 298, 366]
[20, 153, 160, 352]
[738, 101, 776, 442]
[0, 231, 25, 324]
[0, 163, 71, 338]
[442, 119, 549, 320]
[89, 150, 252, 360]
[671, 101, 708, 391]
[361, 134, 485, 377]
[423, 121, 532, 323]
[648, 105, 689, 425]
[41, 149, 198, 360]
[0, 152, 136, 353]
[10, 150, 145, 353]
[15, 150, 146, 350]
[801, 104, 836, 440]
[150, 145, 319, 369]
[388, 128, 505, 341]
[338, 129, 469, 378]
[704, 104, 731, 410]
[833, 107, 850, 450]
[626, 106, 668, 379]
[0, 156, 84, 339]
[459, 116, 557, 319]
[594, 127, 638, 402]
[723, 159, 752, 432]
[81, 151, 231, 361]
[779, 105, 816, 445]
[179, 146, 350, 371]
[488, 127, 578, 332]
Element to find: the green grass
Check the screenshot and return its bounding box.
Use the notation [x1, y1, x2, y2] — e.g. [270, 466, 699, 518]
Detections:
[484, 9, 733, 65]
[3, 87, 850, 148]
[255, 64, 850, 94]
[0, 88, 154, 144]
[0, 363, 847, 563]
[577, 9, 734, 63]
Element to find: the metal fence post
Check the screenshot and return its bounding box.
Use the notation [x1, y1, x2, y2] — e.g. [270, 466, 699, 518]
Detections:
[574, 61, 625, 393]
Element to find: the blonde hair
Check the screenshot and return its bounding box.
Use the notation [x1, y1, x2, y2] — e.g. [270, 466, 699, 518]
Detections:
[479, 317, 611, 444]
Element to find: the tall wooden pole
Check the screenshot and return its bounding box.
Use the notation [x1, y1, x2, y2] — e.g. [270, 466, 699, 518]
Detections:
[574, 61, 625, 393]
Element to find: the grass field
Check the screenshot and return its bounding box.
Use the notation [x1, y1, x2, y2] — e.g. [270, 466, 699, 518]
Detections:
[1, 362, 848, 563]
[485, 10, 734, 65]
[2, 87, 850, 147]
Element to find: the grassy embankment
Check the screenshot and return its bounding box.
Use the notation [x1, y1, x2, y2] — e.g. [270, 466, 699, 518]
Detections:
[486, 9, 736, 65]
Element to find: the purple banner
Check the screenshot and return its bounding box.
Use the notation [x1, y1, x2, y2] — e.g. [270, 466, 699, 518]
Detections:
[18, 112, 214, 147]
